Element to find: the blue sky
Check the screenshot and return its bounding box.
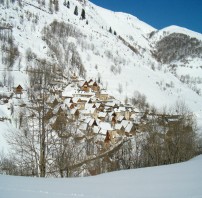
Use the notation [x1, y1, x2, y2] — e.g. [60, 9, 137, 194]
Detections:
[90, 0, 202, 34]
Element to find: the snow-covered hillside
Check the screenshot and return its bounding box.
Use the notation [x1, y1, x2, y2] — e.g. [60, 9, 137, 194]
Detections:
[0, 0, 202, 154]
[0, 155, 202, 198]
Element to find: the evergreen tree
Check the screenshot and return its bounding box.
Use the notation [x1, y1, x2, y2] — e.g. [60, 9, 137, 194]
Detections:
[74, 6, 78, 16]
[54, 0, 59, 12]
[18, 0, 22, 7]
[109, 27, 112, 33]
[49, 0, 53, 13]
[0, 0, 5, 5]
[81, 8, 86, 20]
[42, 0, 45, 7]
[63, 0, 66, 6]
[67, 1, 70, 8]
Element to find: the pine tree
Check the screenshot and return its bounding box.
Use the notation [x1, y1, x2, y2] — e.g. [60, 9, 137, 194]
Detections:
[74, 6, 78, 15]
[0, 0, 5, 5]
[109, 27, 112, 33]
[54, 0, 59, 12]
[18, 0, 22, 7]
[49, 0, 53, 13]
[81, 8, 86, 20]
[63, 0, 66, 6]
[67, 1, 70, 8]
[42, 0, 45, 7]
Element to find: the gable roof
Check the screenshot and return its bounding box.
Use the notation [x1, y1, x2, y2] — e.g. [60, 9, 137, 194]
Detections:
[125, 122, 134, 133]
[121, 120, 132, 128]
[79, 122, 88, 131]
[70, 108, 79, 115]
[99, 122, 113, 131]
[117, 115, 125, 122]
[16, 85, 23, 89]
[93, 126, 100, 134]
[115, 123, 125, 131]
[98, 112, 107, 118]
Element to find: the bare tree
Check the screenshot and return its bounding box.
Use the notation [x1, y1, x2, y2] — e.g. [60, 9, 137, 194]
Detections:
[118, 83, 123, 94]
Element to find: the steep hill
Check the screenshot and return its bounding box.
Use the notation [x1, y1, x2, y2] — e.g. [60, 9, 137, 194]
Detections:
[0, 0, 202, 153]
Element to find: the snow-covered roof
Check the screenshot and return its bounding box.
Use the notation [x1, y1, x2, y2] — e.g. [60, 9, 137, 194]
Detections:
[49, 116, 57, 126]
[105, 101, 116, 107]
[80, 106, 96, 115]
[89, 118, 98, 126]
[52, 105, 60, 114]
[99, 122, 113, 130]
[78, 80, 87, 87]
[62, 85, 77, 98]
[88, 81, 94, 86]
[72, 97, 80, 103]
[99, 90, 108, 95]
[79, 97, 90, 102]
[98, 112, 107, 118]
[117, 115, 125, 122]
[121, 120, 133, 128]
[99, 128, 108, 135]
[119, 106, 126, 112]
[64, 98, 72, 104]
[109, 98, 121, 105]
[74, 129, 85, 138]
[47, 95, 58, 103]
[93, 126, 100, 134]
[95, 103, 101, 108]
[70, 108, 79, 115]
[114, 108, 121, 113]
[73, 91, 95, 98]
[79, 123, 88, 131]
[125, 122, 134, 133]
[130, 114, 136, 119]
[115, 123, 124, 130]
[85, 103, 95, 110]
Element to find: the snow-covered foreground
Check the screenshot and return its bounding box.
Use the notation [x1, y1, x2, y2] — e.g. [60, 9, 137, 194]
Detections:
[0, 155, 202, 198]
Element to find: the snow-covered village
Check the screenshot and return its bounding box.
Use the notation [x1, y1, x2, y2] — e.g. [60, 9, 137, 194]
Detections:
[0, 0, 202, 197]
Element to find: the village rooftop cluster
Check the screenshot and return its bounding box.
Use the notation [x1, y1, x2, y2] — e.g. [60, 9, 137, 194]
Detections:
[44, 73, 144, 148]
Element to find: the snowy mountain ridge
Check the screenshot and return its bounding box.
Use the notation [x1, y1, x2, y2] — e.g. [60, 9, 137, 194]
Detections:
[150, 25, 202, 42]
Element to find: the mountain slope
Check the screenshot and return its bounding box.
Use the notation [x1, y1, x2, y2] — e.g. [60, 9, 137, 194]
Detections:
[0, 0, 202, 152]
[0, 155, 202, 198]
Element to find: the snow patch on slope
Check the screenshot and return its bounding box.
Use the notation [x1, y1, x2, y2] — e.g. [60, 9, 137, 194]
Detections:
[0, 155, 202, 198]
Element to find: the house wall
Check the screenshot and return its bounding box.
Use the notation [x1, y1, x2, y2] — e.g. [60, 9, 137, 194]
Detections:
[81, 86, 90, 92]
[92, 111, 98, 119]
[77, 102, 85, 110]
[100, 94, 108, 101]
[125, 111, 130, 120]
[92, 85, 100, 92]
[109, 130, 118, 144]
